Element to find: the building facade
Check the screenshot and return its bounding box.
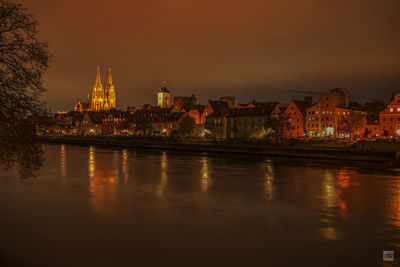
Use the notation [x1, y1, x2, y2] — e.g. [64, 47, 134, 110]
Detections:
[157, 82, 171, 108]
[305, 88, 367, 138]
[74, 66, 117, 112]
[285, 99, 312, 138]
[379, 93, 400, 138]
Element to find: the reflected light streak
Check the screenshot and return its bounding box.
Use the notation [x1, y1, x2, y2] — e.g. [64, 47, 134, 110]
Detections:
[201, 156, 211, 192]
[60, 144, 66, 178]
[320, 226, 340, 241]
[157, 152, 168, 197]
[264, 160, 274, 201]
[88, 146, 118, 215]
[387, 181, 400, 232]
[88, 146, 95, 179]
[320, 169, 351, 241]
[322, 170, 336, 209]
[337, 169, 351, 189]
[122, 149, 128, 182]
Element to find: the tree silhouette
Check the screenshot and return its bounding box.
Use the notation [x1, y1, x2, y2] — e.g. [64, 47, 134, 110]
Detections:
[263, 115, 290, 144]
[363, 128, 372, 139]
[382, 129, 389, 138]
[337, 111, 365, 141]
[0, 1, 51, 178]
[179, 116, 196, 137]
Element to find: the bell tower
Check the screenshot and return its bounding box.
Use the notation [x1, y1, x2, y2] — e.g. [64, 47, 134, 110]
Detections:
[157, 81, 171, 108]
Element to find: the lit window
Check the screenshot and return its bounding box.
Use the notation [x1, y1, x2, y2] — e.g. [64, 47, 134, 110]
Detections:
[397, 108, 400, 112]
[390, 108, 393, 112]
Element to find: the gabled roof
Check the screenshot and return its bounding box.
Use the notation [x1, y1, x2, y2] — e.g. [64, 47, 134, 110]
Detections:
[131, 108, 170, 123]
[207, 106, 275, 118]
[251, 102, 280, 114]
[275, 104, 288, 113]
[107, 110, 130, 118]
[189, 104, 206, 114]
[208, 100, 229, 113]
[292, 99, 313, 114]
[85, 111, 107, 124]
[167, 112, 186, 122]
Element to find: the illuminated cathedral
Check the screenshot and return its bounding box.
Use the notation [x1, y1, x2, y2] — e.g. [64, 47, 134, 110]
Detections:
[74, 66, 116, 112]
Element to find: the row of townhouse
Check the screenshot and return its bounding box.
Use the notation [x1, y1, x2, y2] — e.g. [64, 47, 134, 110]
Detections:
[286, 88, 373, 140]
[46, 86, 400, 141]
[47, 96, 236, 137]
[204, 88, 381, 141]
[287, 91, 400, 140]
[205, 102, 286, 139]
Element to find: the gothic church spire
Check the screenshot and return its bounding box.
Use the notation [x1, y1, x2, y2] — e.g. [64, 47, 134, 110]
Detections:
[108, 68, 113, 85]
[95, 66, 102, 87]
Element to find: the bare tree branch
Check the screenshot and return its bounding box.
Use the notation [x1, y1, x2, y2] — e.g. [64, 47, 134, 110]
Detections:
[0, 0, 51, 178]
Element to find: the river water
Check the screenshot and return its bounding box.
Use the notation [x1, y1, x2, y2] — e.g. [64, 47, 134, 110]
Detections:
[0, 144, 399, 266]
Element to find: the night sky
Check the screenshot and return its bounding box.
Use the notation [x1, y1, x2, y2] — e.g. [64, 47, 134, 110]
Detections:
[19, 0, 400, 111]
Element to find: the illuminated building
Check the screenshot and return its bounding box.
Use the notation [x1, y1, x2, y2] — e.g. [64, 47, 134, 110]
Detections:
[379, 93, 400, 138]
[206, 103, 278, 139]
[74, 66, 117, 112]
[102, 110, 130, 135]
[91, 66, 104, 111]
[305, 88, 366, 138]
[271, 103, 288, 118]
[80, 111, 107, 135]
[203, 100, 230, 118]
[104, 68, 116, 110]
[157, 81, 171, 108]
[188, 105, 206, 124]
[285, 98, 312, 138]
[74, 101, 91, 112]
[172, 94, 197, 112]
[128, 108, 188, 136]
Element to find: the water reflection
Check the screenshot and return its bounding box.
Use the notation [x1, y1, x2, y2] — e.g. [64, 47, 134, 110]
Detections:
[88, 146, 118, 215]
[88, 146, 95, 179]
[4, 145, 400, 266]
[320, 226, 339, 241]
[201, 156, 210, 192]
[122, 149, 128, 182]
[60, 144, 66, 177]
[319, 169, 357, 240]
[264, 160, 274, 201]
[384, 173, 400, 237]
[157, 152, 168, 197]
[322, 170, 336, 210]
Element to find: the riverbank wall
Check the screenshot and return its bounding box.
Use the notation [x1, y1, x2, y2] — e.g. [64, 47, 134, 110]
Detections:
[42, 136, 399, 163]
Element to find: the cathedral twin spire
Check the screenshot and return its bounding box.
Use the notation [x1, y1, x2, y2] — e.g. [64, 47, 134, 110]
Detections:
[91, 66, 116, 111]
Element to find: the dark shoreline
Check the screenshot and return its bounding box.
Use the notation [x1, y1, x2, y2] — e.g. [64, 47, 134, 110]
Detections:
[42, 136, 399, 163]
